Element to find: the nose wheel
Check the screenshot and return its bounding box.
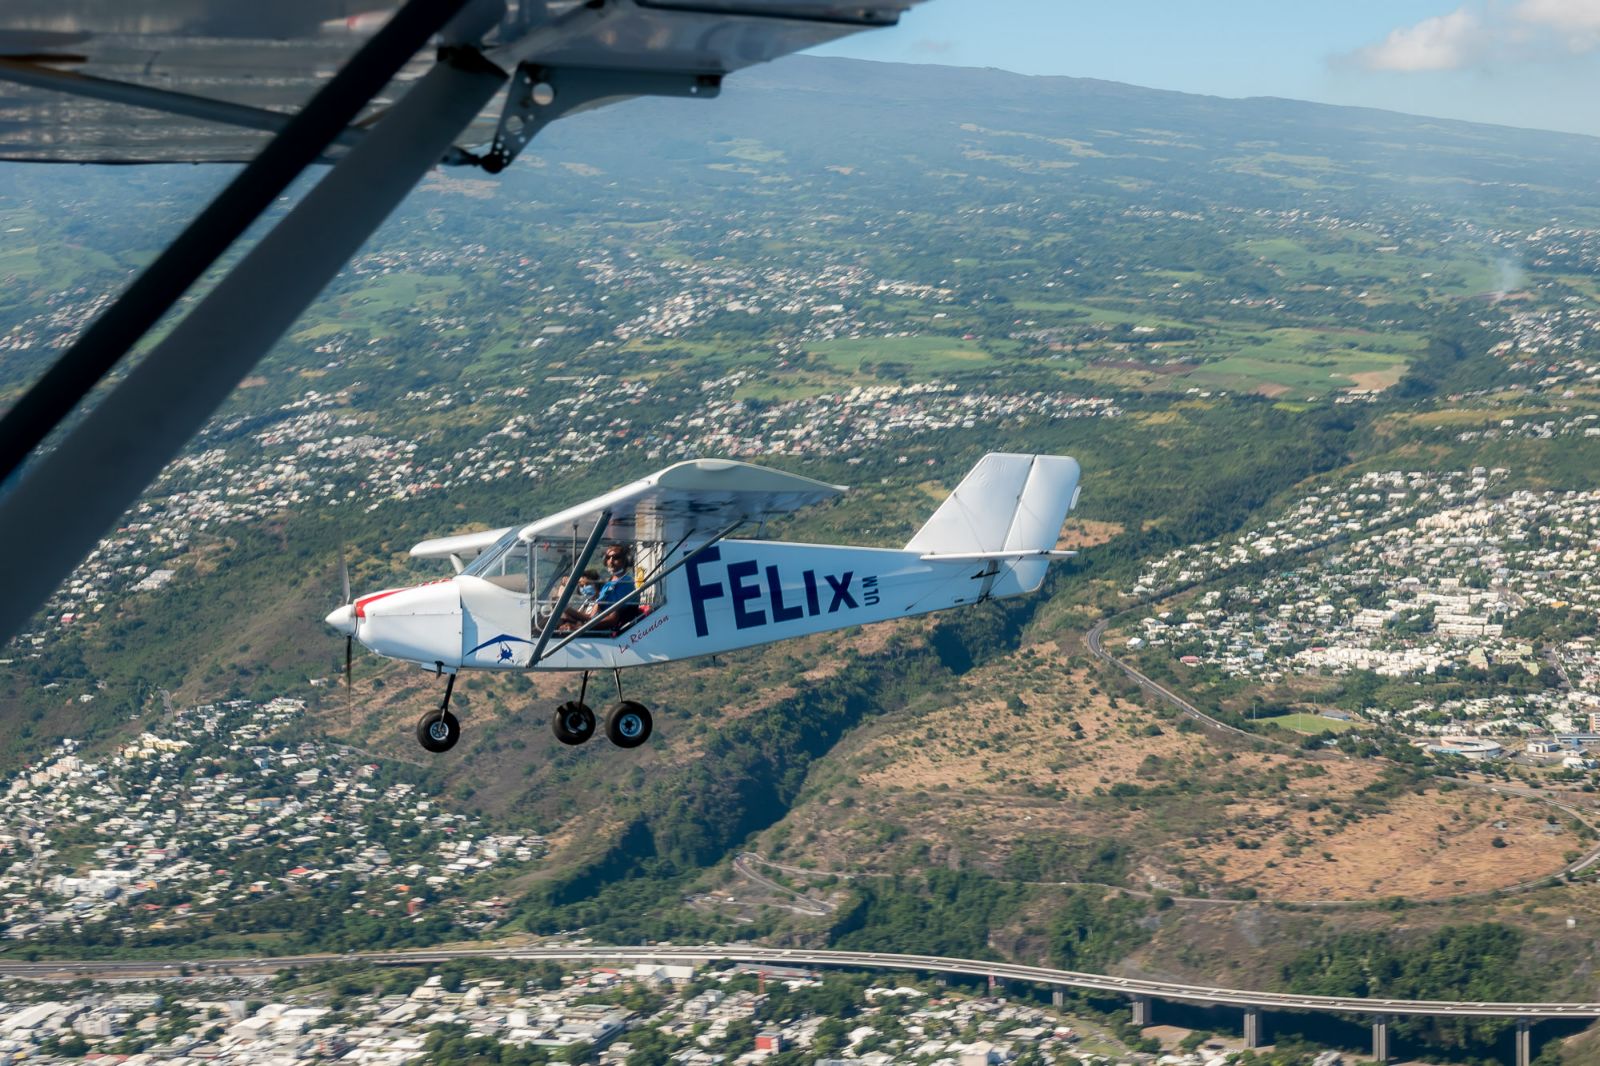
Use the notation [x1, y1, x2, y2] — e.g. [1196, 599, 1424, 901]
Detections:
[416, 673, 460, 753]
[417, 708, 461, 753]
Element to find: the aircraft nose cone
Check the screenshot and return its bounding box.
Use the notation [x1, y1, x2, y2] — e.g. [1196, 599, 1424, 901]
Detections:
[325, 603, 356, 636]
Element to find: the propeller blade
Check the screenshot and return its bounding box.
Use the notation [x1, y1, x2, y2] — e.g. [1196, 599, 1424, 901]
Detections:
[345, 634, 354, 711]
[339, 543, 351, 604]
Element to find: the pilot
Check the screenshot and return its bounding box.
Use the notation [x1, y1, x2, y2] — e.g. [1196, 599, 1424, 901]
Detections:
[591, 545, 639, 630]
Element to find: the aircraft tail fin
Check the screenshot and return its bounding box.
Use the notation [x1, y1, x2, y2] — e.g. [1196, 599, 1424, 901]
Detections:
[905, 453, 1081, 591]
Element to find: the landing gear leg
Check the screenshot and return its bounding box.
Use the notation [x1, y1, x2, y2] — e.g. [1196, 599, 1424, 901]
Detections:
[416, 672, 460, 753]
[603, 669, 653, 749]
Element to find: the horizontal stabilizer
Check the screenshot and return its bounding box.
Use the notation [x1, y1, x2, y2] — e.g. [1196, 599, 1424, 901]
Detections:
[919, 548, 1078, 562]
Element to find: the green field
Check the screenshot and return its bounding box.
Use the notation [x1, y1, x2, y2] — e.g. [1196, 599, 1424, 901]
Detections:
[808, 335, 995, 373]
[1179, 326, 1420, 397]
[1010, 298, 1200, 332]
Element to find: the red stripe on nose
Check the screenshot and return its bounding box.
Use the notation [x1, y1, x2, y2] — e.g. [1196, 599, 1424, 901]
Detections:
[353, 588, 405, 619]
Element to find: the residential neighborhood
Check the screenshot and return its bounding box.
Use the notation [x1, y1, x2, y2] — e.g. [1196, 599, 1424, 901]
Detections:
[1127, 466, 1600, 745]
[0, 699, 542, 949]
[0, 958, 1221, 1066]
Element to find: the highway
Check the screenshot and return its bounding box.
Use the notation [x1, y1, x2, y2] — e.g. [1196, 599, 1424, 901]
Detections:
[4, 944, 1598, 1020]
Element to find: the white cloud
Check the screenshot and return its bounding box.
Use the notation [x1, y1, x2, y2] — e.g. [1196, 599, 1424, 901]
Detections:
[1349, 0, 1600, 72]
[1514, 0, 1600, 31]
[1354, 8, 1485, 71]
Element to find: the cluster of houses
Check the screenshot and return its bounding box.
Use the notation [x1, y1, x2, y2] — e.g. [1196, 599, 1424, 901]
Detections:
[581, 247, 954, 350]
[1133, 469, 1503, 597]
[1128, 467, 1600, 743]
[0, 698, 542, 943]
[0, 962, 1109, 1066]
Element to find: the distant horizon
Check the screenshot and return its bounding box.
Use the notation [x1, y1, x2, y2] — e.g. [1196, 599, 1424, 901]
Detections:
[774, 52, 1600, 144]
[806, 1, 1600, 141]
[783, 52, 1600, 144]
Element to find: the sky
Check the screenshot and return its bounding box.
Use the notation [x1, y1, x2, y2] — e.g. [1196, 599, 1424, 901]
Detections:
[808, 0, 1600, 139]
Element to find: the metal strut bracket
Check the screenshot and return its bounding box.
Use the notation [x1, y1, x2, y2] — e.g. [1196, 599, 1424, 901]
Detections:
[473, 63, 722, 173]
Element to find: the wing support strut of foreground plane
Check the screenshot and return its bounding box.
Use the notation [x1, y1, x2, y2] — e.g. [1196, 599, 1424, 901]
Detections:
[0, 0, 489, 488]
[0, 8, 510, 643]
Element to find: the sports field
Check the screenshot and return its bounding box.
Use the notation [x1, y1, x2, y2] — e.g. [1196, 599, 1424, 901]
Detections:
[1266, 712, 1359, 734]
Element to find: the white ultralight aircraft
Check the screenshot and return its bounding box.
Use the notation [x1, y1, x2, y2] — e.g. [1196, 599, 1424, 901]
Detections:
[326, 452, 1081, 753]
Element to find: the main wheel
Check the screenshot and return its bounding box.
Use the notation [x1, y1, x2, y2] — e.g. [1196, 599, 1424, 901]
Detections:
[552, 701, 596, 746]
[416, 709, 460, 753]
[605, 701, 653, 749]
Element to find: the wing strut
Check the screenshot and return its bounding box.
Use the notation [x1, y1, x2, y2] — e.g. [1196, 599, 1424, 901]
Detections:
[0, 0, 483, 489]
[528, 511, 614, 668]
[0, 29, 509, 644]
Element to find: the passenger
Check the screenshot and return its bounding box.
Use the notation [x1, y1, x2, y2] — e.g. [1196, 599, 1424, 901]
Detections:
[560, 570, 601, 629]
[590, 545, 639, 630]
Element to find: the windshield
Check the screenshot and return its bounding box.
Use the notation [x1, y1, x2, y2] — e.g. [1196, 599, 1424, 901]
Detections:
[460, 529, 523, 580]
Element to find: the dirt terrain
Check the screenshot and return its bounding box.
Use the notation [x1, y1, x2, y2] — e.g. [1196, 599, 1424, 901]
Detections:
[1189, 783, 1580, 900]
[746, 639, 1591, 903]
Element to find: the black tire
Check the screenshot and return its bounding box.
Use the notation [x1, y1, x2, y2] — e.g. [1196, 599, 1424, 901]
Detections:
[552, 701, 596, 746]
[605, 701, 653, 749]
[416, 709, 460, 753]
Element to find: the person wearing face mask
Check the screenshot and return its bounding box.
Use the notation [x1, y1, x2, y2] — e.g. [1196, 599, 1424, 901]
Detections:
[590, 545, 639, 631]
[559, 569, 601, 630]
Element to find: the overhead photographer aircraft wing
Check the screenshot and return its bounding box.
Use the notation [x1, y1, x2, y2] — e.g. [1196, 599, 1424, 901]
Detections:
[0, 0, 924, 643]
[0, 0, 916, 163]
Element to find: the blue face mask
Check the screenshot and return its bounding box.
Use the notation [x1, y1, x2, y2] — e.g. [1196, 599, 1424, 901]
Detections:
[579, 584, 597, 600]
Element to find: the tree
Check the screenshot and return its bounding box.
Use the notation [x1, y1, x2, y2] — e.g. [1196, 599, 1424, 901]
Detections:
[813, 1017, 850, 1059]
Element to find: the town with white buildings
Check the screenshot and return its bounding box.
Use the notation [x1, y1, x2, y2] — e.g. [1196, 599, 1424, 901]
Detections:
[0, 699, 543, 951]
[1128, 467, 1600, 747]
[0, 956, 1263, 1066]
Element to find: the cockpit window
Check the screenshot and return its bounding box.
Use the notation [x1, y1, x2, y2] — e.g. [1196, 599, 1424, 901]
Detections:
[462, 529, 523, 581]
[467, 533, 666, 634]
[462, 532, 571, 593]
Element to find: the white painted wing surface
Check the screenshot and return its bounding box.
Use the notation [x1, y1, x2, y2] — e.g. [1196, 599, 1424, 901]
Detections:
[409, 525, 514, 564]
[518, 456, 846, 543]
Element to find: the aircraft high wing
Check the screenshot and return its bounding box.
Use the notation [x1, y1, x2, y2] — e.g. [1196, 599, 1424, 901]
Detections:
[0, 0, 925, 643]
[0, 1, 915, 164]
[410, 457, 845, 571]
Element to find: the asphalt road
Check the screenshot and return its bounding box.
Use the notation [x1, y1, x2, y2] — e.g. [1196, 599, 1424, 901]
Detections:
[1086, 619, 1251, 737]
